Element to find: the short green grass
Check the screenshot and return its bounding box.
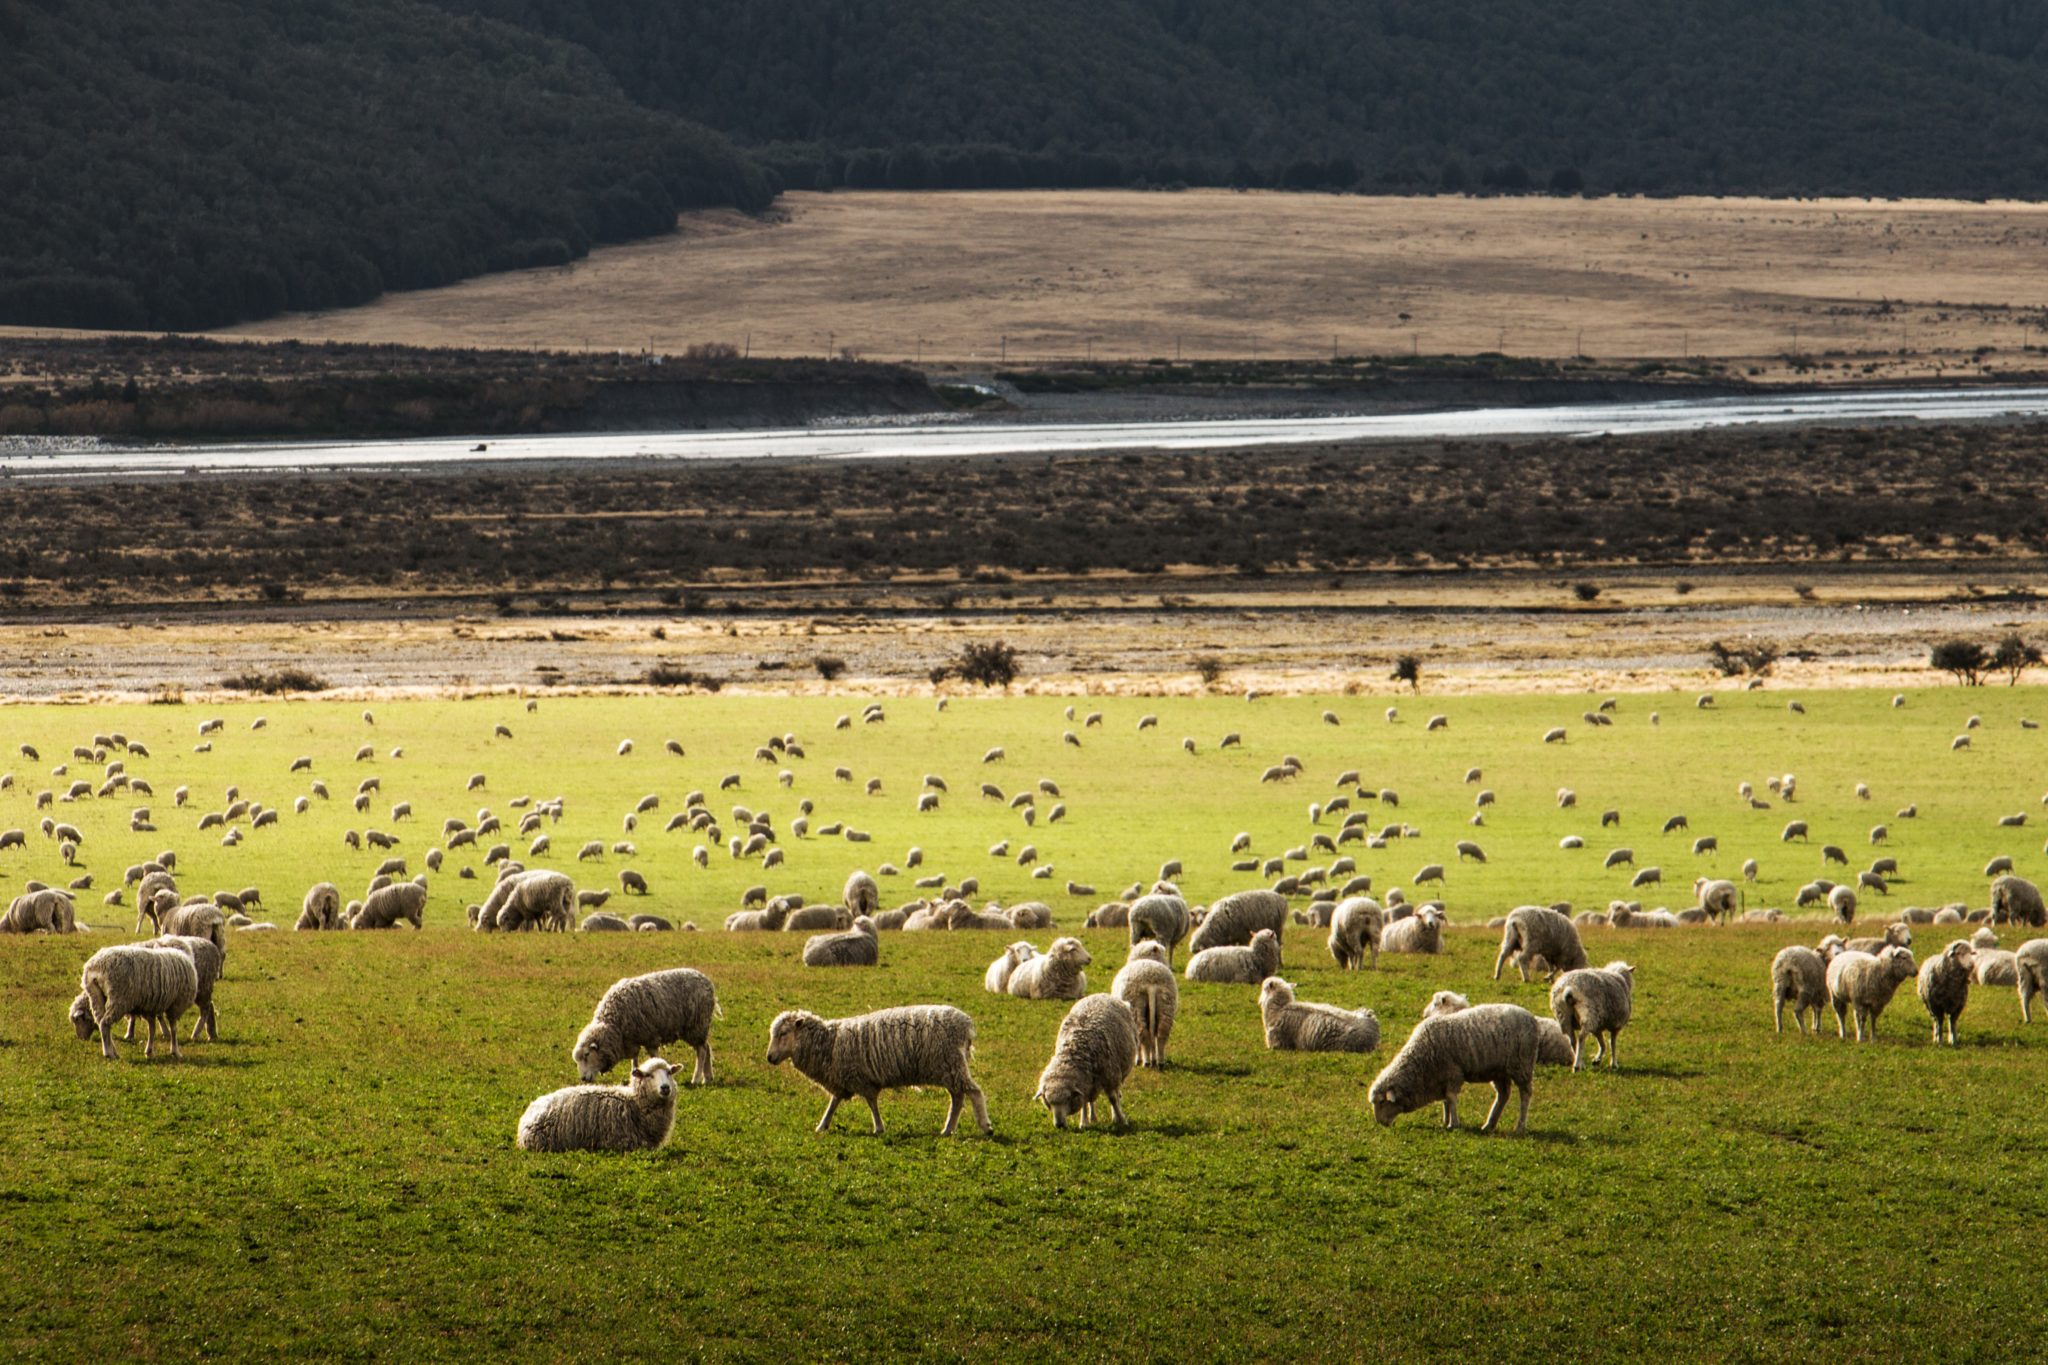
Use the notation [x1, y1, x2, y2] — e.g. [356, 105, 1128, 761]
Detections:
[3, 687, 2046, 1361]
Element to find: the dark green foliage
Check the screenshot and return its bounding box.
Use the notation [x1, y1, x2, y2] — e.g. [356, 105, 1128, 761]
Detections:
[948, 640, 1021, 689]
[1991, 633, 2042, 685]
[0, 1, 774, 331]
[1390, 654, 1422, 691]
[219, 668, 328, 693]
[1931, 639, 1990, 685]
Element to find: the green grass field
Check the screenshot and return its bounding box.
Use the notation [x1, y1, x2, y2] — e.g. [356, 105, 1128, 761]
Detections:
[3, 687, 2046, 1360]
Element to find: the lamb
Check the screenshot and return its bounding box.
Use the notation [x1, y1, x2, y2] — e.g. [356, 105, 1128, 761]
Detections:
[1493, 905, 1588, 982]
[572, 967, 719, 1083]
[1126, 893, 1191, 961]
[478, 869, 574, 932]
[296, 881, 343, 931]
[1033, 994, 1139, 1129]
[1549, 961, 1635, 1070]
[1110, 941, 1178, 1068]
[1990, 874, 2047, 927]
[985, 941, 1041, 994]
[765, 1005, 991, 1136]
[1380, 906, 1445, 954]
[1007, 937, 1092, 999]
[1186, 888, 1287, 955]
[1327, 895, 1383, 970]
[516, 1058, 679, 1153]
[1917, 940, 1976, 1045]
[1369, 1004, 1538, 1134]
[844, 869, 880, 917]
[1826, 946, 1919, 1041]
[804, 917, 880, 967]
[1259, 976, 1380, 1053]
[1771, 946, 1831, 1035]
[2018, 939, 2048, 1022]
[351, 880, 426, 930]
[70, 943, 199, 1060]
[1185, 927, 1281, 984]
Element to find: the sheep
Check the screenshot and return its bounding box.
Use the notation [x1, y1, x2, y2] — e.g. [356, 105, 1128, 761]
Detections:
[1826, 946, 1919, 1041]
[572, 967, 719, 1084]
[2018, 940, 2048, 1022]
[1493, 906, 1588, 982]
[1990, 874, 2047, 927]
[155, 898, 229, 954]
[1369, 1004, 1538, 1134]
[579, 913, 633, 932]
[1842, 923, 1912, 955]
[1828, 885, 1858, 925]
[477, 869, 574, 932]
[295, 881, 343, 931]
[141, 935, 224, 1043]
[1086, 901, 1130, 929]
[1549, 961, 1635, 1070]
[1008, 937, 1092, 999]
[804, 917, 880, 967]
[1603, 847, 1633, 869]
[724, 900, 790, 932]
[618, 870, 649, 896]
[1185, 927, 1281, 984]
[352, 880, 426, 930]
[1127, 893, 1191, 961]
[1033, 994, 1139, 1129]
[785, 905, 853, 933]
[1380, 907, 1445, 954]
[765, 1005, 991, 1136]
[70, 943, 199, 1060]
[985, 941, 1041, 994]
[1771, 946, 1831, 1035]
[516, 1058, 680, 1153]
[1111, 941, 1178, 1068]
[630, 915, 673, 932]
[1694, 877, 1738, 923]
[1006, 901, 1055, 930]
[1186, 888, 1287, 955]
[843, 869, 880, 918]
[1917, 940, 1977, 1045]
[1260, 977, 1379, 1053]
[1, 888, 74, 934]
[1327, 895, 1383, 970]
[1783, 821, 1809, 842]
[1631, 866, 1663, 889]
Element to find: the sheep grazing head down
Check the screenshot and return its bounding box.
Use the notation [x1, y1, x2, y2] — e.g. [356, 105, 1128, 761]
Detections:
[1369, 1079, 1412, 1128]
[69, 992, 95, 1040]
[765, 1010, 822, 1066]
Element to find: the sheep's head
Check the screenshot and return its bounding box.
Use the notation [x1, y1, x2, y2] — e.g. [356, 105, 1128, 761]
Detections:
[1259, 976, 1294, 1010]
[1880, 945, 1918, 981]
[1127, 940, 1167, 966]
[571, 1020, 620, 1082]
[1369, 1080, 1407, 1127]
[765, 1011, 819, 1066]
[1422, 990, 1470, 1019]
[1944, 940, 1977, 971]
[1884, 923, 1912, 947]
[1605, 961, 1636, 981]
[630, 1058, 676, 1104]
[69, 992, 95, 1040]
[1051, 937, 1090, 966]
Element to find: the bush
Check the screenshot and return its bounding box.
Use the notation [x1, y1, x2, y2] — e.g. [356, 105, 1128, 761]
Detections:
[1390, 654, 1422, 691]
[1192, 655, 1225, 687]
[951, 639, 1020, 689]
[1931, 639, 1988, 686]
[814, 656, 847, 681]
[219, 668, 328, 694]
[1572, 581, 1602, 602]
[1992, 633, 2041, 686]
[644, 664, 722, 691]
[1706, 640, 1781, 677]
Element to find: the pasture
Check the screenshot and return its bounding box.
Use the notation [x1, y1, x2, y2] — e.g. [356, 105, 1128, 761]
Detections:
[3, 687, 2046, 1360]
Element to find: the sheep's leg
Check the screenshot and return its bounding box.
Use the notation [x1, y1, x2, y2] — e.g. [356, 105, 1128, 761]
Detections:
[141, 1015, 157, 1058]
[864, 1096, 885, 1136]
[1832, 1000, 1848, 1039]
[1512, 1079, 1531, 1134]
[694, 1042, 713, 1086]
[1479, 1079, 1511, 1134]
[122, 1015, 137, 1043]
[164, 1015, 183, 1060]
[1491, 939, 1512, 981]
[1440, 1085, 1461, 1130]
[1773, 998, 1785, 1034]
[1605, 1032, 1619, 1070]
[964, 1084, 991, 1135]
[814, 1096, 842, 1133]
[940, 1090, 964, 1137]
[97, 1017, 117, 1061]
[1106, 1089, 1128, 1129]
[1569, 1032, 1584, 1073]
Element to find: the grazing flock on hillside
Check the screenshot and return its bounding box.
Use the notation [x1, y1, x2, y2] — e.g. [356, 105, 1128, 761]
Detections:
[7, 691, 2048, 1152]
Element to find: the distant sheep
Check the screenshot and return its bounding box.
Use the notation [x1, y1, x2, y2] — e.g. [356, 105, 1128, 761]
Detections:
[1127, 893, 1192, 961]
[295, 882, 343, 931]
[1991, 874, 2046, 927]
[765, 1005, 991, 1136]
[804, 917, 880, 967]
[1186, 889, 1286, 955]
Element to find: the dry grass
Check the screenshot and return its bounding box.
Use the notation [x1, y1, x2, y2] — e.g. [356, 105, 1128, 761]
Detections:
[213, 190, 2048, 377]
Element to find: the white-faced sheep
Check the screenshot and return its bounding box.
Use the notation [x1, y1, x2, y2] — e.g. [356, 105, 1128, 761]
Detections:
[804, 917, 880, 967]
[70, 943, 199, 1060]
[1493, 906, 1588, 982]
[1111, 941, 1177, 1068]
[1260, 976, 1379, 1053]
[1008, 937, 1092, 999]
[1917, 940, 1976, 1045]
[572, 968, 719, 1083]
[1381, 906, 1446, 954]
[1549, 961, 1635, 1070]
[517, 1058, 679, 1153]
[765, 1005, 991, 1136]
[1771, 945, 1830, 1035]
[1990, 874, 2046, 927]
[1185, 927, 1281, 984]
[1826, 946, 1919, 1041]
[1127, 893, 1191, 961]
[2017, 939, 2048, 1022]
[985, 941, 1041, 994]
[1186, 889, 1287, 955]
[1327, 896, 1383, 971]
[1369, 1004, 1538, 1134]
[1033, 994, 1138, 1129]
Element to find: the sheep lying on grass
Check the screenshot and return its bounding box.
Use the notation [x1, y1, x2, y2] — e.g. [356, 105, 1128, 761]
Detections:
[574, 967, 719, 1084]
[1259, 977, 1379, 1053]
[1549, 961, 1635, 1070]
[1370, 1004, 1539, 1134]
[804, 917, 880, 967]
[984, 942, 1040, 995]
[70, 943, 198, 1061]
[517, 1058, 679, 1153]
[765, 1005, 991, 1137]
[1111, 941, 1177, 1068]
[1034, 994, 1138, 1129]
[1186, 927, 1281, 984]
[1007, 937, 1091, 999]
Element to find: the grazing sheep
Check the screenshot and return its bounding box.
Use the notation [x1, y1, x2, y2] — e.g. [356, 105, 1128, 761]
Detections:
[1493, 906, 1588, 982]
[1542, 727, 1567, 744]
[1549, 961, 1635, 1070]
[71, 943, 199, 1060]
[1111, 941, 1178, 1068]
[1327, 896, 1383, 970]
[1260, 977, 1380, 1053]
[765, 1005, 991, 1136]
[1127, 893, 1192, 961]
[1381, 907, 1445, 954]
[1085, 901, 1130, 929]
[1828, 885, 1858, 925]
[478, 869, 574, 932]
[1008, 937, 1092, 999]
[1, 888, 74, 934]
[142, 936, 224, 1043]
[1033, 994, 1139, 1129]
[352, 880, 426, 930]
[1771, 946, 1831, 1035]
[1603, 847, 1633, 869]
[2017, 940, 2048, 1022]
[1186, 928, 1281, 984]
[1917, 940, 1977, 1045]
[1990, 874, 2047, 927]
[579, 913, 632, 932]
[1694, 877, 1738, 923]
[1369, 1004, 1538, 1134]
[1186, 889, 1287, 955]
[572, 968, 719, 1084]
[1826, 946, 1919, 1041]
[843, 869, 880, 917]
[295, 882, 343, 931]
[1630, 866, 1662, 889]
[618, 870, 649, 896]
[804, 917, 880, 967]
[516, 1058, 679, 1153]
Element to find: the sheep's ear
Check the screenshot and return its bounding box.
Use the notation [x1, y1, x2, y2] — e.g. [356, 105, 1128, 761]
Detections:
[630, 1064, 645, 1079]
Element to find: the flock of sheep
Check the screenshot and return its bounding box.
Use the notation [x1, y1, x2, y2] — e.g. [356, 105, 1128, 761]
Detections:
[9, 691, 2048, 1149]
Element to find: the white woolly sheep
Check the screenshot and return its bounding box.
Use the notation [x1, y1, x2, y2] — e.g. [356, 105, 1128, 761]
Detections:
[517, 1058, 679, 1153]
[1185, 927, 1281, 984]
[1826, 946, 1918, 1041]
[573, 968, 719, 1083]
[765, 1005, 991, 1136]
[985, 941, 1041, 994]
[1327, 895, 1382, 971]
[1917, 940, 1976, 1045]
[1771, 945, 1830, 1035]
[1369, 1004, 1538, 1134]
[1381, 907, 1445, 954]
[478, 869, 574, 932]
[2017, 939, 2048, 1022]
[295, 882, 343, 931]
[1828, 885, 1858, 924]
[1008, 937, 1092, 999]
[71, 943, 198, 1060]
[1260, 976, 1379, 1053]
[141, 935, 224, 1043]
[1549, 961, 1635, 1070]
[1990, 874, 2046, 927]
[1186, 888, 1287, 955]
[804, 917, 880, 967]
[843, 869, 880, 917]
[1111, 941, 1177, 1068]
[1034, 994, 1139, 1129]
[1126, 893, 1191, 961]
[1493, 906, 1588, 982]
[352, 880, 426, 930]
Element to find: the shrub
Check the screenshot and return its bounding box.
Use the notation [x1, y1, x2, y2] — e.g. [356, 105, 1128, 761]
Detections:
[219, 668, 328, 694]
[1572, 581, 1601, 602]
[1390, 654, 1422, 691]
[814, 656, 847, 681]
[1991, 633, 2041, 686]
[644, 664, 722, 691]
[1931, 639, 1988, 686]
[1192, 655, 1225, 687]
[951, 639, 1020, 689]
[1706, 640, 1781, 677]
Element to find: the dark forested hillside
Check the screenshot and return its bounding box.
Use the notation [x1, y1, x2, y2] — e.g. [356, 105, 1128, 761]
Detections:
[439, 0, 2048, 196]
[0, 0, 773, 331]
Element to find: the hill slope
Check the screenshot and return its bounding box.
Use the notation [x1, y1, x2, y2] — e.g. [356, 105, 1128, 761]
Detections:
[0, 0, 774, 331]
